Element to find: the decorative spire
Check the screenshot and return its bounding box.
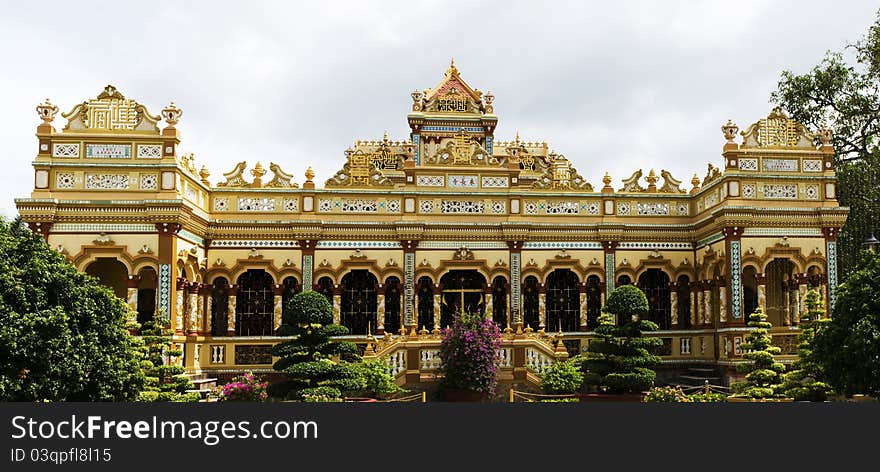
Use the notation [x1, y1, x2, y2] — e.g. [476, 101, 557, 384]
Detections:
[250, 162, 266, 187]
[162, 101, 182, 128]
[646, 169, 659, 192]
[691, 174, 701, 194]
[36, 98, 59, 124]
[305, 166, 315, 183]
[817, 124, 833, 146]
[602, 171, 614, 193]
[199, 165, 210, 186]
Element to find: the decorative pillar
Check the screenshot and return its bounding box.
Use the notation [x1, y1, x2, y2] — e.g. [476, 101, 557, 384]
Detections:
[670, 283, 678, 326]
[823, 227, 839, 311]
[602, 241, 619, 298]
[332, 285, 342, 326]
[227, 285, 237, 337]
[790, 279, 800, 325]
[507, 241, 523, 331]
[689, 286, 696, 327]
[756, 273, 767, 316]
[126, 275, 140, 326]
[187, 283, 199, 336]
[299, 240, 316, 292]
[432, 287, 441, 330]
[196, 284, 206, 334]
[718, 283, 727, 323]
[204, 287, 213, 336]
[695, 286, 704, 325]
[578, 283, 588, 332]
[538, 284, 546, 330]
[376, 285, 386, 335]
[273, 284, 283, 332]
[175, 278, 187, 336]
[402, 240, 418, 332]
[485, 292, 494, 319]
[702, 283, 711, 326]
[156, 223, 182, 325]
[782, 279, 792, 326]
[798, 276, 808, 318]
[723, 226, 744, 323]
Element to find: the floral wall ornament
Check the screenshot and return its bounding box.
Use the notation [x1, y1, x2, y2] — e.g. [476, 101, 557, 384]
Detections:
[216, 161, 249, 187]
[319, 258, 332, 267]
[386, 258, 398, 267]
[452, 246, 474, 260]
[282, 258, 296, 267]
[248, 248, 262, 259]
[554, 249, 571, 259]
[212, 258, 225, 267]
[648, 249, 662, 259]
[526, 258, 538, 267]
[55, 244, 68, 255]
[350, 248, 368, 260]
[721, 119, 739, 142]
[92, 233, 114, 246]
[162, 101, 182, 127]
[138, 244, 153, 254]
[36, 98, 59, 124]
[419, 258, 431, 267]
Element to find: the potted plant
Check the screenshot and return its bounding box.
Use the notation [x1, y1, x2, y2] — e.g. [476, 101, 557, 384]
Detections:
[578, 285, 662, 401]
[728, 307, 792, 402]
[437, 311, 502, 401]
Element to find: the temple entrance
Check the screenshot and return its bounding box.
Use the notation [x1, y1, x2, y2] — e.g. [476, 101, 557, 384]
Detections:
[439, 270, 486, 329]
[85, 257, 128, 299]
[340, 270, 378, 335]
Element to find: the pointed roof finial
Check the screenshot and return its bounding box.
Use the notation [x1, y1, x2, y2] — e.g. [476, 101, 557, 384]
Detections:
[447, 56, 458, 76]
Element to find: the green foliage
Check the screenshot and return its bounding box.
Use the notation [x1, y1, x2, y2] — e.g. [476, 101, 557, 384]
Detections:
[352, 359, 403, 399]
[136, 310, 196, 402]
[730, 308, 786, 399]
[270, 291, 360, 401]
[779, 289, 834, 401]
[771, 9, 880, 277]
[644, 386, 691, 402]
[603, 284, 649, 323]
[687, 392, 727, 403]
[810, 251, 880, 397]
[539, 398, 579, 403]
[438, 311, 502, 396]
[0, 218, 145, 401]
[540, 359, 584, 394]
[579, 287, 662, 394]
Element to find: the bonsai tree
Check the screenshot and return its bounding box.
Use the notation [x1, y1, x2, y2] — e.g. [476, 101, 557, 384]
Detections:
[540, 358, 584, 394]
[730, 307, 786, 399]
[269, 291, 362, 401]
[0, 218, 145, 401]
[438, 311, 502, 397]
[137, 309, 199, 402]
[580, 285, 663, 394]
[779, 289, 833, 401]
[810, 250, 880, 397]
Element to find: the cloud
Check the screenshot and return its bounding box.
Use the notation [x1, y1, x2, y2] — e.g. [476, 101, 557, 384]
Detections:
[1, 0, 877, 218]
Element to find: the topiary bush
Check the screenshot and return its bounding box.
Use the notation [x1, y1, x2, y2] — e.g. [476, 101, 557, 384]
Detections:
[604, 284, 649, 325]
[731, 307, 786, 399]
[137, 309, 197, 402]
[779, 289, 833, 401]
[540, 358, 584, 394]
[351, 359, 403, 399]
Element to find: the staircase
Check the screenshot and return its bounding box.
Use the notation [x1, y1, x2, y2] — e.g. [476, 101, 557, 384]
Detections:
[185, 372, 218, 400]
[675, 366, 723, 387]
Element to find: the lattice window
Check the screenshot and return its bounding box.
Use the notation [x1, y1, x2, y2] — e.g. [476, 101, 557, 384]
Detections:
[491, 276, 508, 328]
[546, 269, 580, 332]
[140, 174, 158, 190]
[341, 199, 378, 213]
[386, 199, 400, 213]
[802, 160, 823, 172]
[738, 158, 758, 171]
[522, 276, 540, 331]
[283, 198, 299, 212]
[491, 201, 506, 214]
[340, 270, 378, 335]
[546, 201, 579, 214]
[742, 184, 756, 198]
[617, 202, 630, 215]
[238, 198, 275, 211]
[585, 202, 601, 215]
[318, 199, 333, 212]
[52, 143, 80, 158]
[236, 270, 274, 336]
[637, 202, 669, 215]
[56, 173, 75, 189]
[419, 200, 434, 213]
[804, 185, 819, 200]
[416, 175, 444, 186]
[523, 201, 539, 215]
[441, 200, 484, 214]
[85, 174, 130, 189]
[213, 198, 229, 211]
[676, 203, 689, 215]
[638, 269, 671, 329]
[384, 277, 402, 334]
[417, 277, 435, 330]
[136, 144, 162, 158]
[481, 176, 509, 188]
[211, 278, 229, 336]
[763, 184, 797, 199]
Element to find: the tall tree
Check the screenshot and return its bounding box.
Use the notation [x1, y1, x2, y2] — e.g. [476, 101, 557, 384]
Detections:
[0, 218, 145, 401]
[771, 9, 880, 276]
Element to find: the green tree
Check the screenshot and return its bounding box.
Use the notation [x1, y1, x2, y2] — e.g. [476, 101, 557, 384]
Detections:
[580, 286, 662, 394]
[779, 289, 833, 401]
[269, 291, 361, 400]
[136, 310, 198, 402]
[810, 251, 880, 397]
[731, 308, 786, 399]
[0, 218, 145, 401]
[540, 358, 584, 394]
[771, 9, 880, 276]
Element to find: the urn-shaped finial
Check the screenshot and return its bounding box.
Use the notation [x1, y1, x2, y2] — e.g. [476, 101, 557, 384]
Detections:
[721, 119, 739, 142]
[162, 101, 183, 127]
[305, 166, 315, 183]
[36, 98, 59, 124]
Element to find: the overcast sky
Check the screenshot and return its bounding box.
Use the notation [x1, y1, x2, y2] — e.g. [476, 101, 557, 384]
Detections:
[1, 1, 877, 218]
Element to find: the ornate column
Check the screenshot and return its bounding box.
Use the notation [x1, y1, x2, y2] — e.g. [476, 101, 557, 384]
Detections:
[175, 278, 187, 336]
[376, 283, 386, 335]
[402, 240, 419, 332]
[600, 282, 606, 307]
[782, 279, 792, 326]
[823, 227, 839, 311]
[718, 278, 727, 324]
[723, 226, 744, 324]
[756, 273, 767, 316]
[602, 241, 619, 299]
[790, 279, 800, 326]
[485, 291, 494, 320]
[538, 283, 546, 330]
[702, 282, 711, 326]
[689, 285, 697, 327]
[273, 284, 283, 332]
[227, 285, 237, 337]
[432, 284, 441, 330]
[798, 275, 808, 318]
[187, 283, 199, 336]
[669, 282, 678, 327]
[507, 241, 523, 331]
[695, 285, 704, 325]
[204, 285, 213, 336]
[126, 275, 140, 326]
[196, 284, 206, 335]
[332, 284, 342, 326]
[299, 240, 316, 292]
[156, 223, 182, 325]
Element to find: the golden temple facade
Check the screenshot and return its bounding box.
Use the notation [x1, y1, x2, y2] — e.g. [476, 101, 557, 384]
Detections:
[16, 63, 847, 383]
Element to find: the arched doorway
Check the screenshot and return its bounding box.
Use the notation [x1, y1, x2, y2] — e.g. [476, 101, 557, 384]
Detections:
[491, 276, 508, 328]
[316, 277, 334, 304]
[523, 276, 540, 331]
[585, 275, 602, 330]
[617, 274, 632, 286]
[766, 258, 795, 327]
[546, 269, 580, 332]
[236, 269, 274, 336]
[85, 257, 128, 299]
[281, 276, 301, 322]
[638, 269, 671, 329]
[439, 270, 486, 329]
[417, 276, 435, 330]
[742, 266, 758, 318]
[211, 277, 229, 336]
[340, 270, 378, 335]
[676, 275, 691, 329]
[384, 277, 401, 334]
[136, 267, 157, 327]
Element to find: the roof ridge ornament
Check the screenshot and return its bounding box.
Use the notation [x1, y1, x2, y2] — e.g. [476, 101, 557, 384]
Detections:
[740, 107, 815, 148]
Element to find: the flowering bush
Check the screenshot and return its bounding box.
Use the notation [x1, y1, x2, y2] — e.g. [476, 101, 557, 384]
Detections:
[643, 385, 692, 402]
[438, 311, 502, 396]
[214, 372, 268, 402]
